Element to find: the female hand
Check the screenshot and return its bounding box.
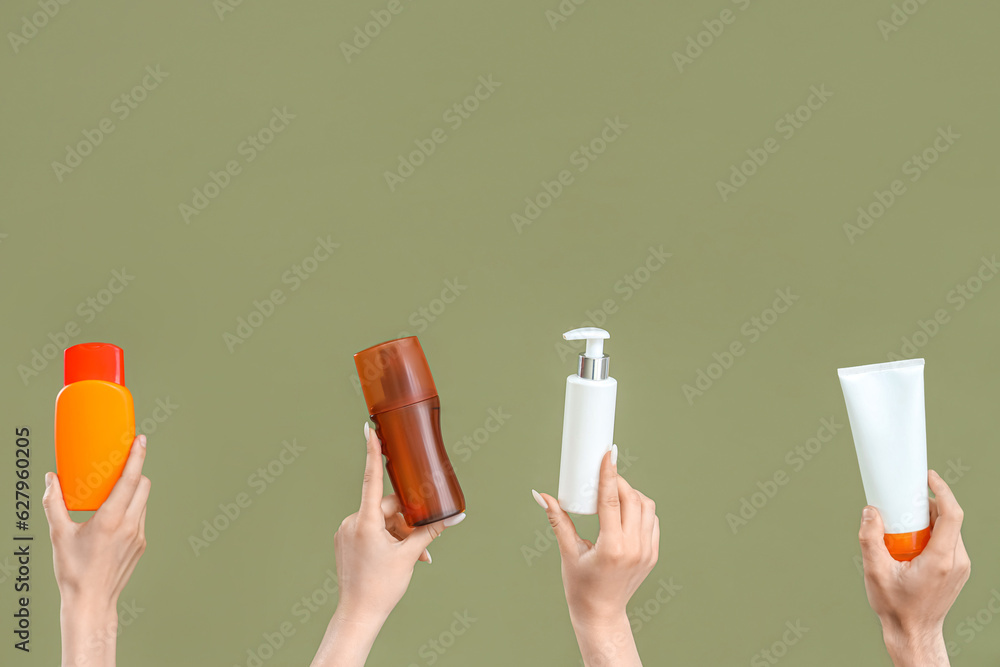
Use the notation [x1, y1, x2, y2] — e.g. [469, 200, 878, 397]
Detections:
[533, 446, 659, 666]
[859, 469, 971, 667]
[42, 434, 150, 667]
[311, 423, 465, 667]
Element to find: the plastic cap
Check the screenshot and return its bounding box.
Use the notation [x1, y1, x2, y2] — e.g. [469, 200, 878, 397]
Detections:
[354, 337, 438, 415]
[64, 342, 125, 386]
[884, 527, 931, 562]
[563, 327, 610, 359]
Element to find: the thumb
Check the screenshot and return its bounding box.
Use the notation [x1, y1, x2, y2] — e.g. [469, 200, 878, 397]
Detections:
[858, 505, 893, 576]
[402, 512, 466, 560]
[42, 473, 71, 535]
[534, 490, 585, 560]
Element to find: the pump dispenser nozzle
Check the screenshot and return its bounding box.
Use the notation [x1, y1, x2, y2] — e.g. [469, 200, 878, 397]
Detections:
[563, 328, 610, 380]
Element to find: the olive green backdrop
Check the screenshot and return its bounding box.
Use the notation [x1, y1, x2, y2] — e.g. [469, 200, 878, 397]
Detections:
[2, 0, 998, 665]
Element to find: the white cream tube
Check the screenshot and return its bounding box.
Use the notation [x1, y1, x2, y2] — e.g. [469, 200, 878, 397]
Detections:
[837, 358, 930, 561]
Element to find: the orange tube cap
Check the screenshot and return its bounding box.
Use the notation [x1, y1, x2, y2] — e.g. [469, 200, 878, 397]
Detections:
[884, 527, 931, 561]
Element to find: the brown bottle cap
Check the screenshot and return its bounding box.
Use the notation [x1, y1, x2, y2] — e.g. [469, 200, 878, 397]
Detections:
[354, 337, 438, 415]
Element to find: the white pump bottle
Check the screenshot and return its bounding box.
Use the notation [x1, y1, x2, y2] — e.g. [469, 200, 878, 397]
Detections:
[558, 327, 618, 515]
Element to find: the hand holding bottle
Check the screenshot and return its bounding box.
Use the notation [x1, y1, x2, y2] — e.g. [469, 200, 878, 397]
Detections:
[42, 434, 150, 667]
[534, 447, 659, 667]
[310, 424, 465, 667]
[858, 470, 971, 667]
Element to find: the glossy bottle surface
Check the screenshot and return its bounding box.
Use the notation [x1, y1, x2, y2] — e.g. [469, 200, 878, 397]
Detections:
[373, 396, 464, 526]
[55, 380, 135, 510]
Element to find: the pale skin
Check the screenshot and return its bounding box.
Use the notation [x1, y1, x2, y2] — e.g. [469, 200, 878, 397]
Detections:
[859, 470, 971, 667]
[41, 434, 151, 667]
[309, 423, 465, 667]
[533, 446, 660, 667]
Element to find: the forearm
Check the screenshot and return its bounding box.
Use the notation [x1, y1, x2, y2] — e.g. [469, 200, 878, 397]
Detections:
[310, 609, 385, 667]
[882, 625, 949, 667]
[571, 612, 642, 667]
[60, 599, 118, 667]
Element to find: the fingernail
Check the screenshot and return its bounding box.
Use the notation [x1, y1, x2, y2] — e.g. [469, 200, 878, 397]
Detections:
[611, 444, 618, 467]
[139, 434, 147, 448]
[363, 422, 370, 440]
[423, 549, 432, 564]
[45, 473, 53, 488]
[531, 489, 548, 509]
[862, 506, 874, 522]
[443, 512, 466, 527]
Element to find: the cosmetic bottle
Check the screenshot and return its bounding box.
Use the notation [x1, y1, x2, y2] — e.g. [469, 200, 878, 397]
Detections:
[55, 343, 135, 511]
[558, 327, 617, 515]
[354, 336, 465, 526]
[838, 358, 930, 561]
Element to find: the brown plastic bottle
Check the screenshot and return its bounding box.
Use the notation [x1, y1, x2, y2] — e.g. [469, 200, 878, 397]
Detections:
[354, 337, 465, 526]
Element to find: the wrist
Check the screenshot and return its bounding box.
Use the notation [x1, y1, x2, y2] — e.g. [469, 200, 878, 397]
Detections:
[60, 598, 118, 667]
[311, 608, 386, 667]
[61, 594, 117, 622]
[331, 602, 390, 633]
[568, 603, 629, 633]
[881, 621, 948, 667]
[569, 611, 640, 667]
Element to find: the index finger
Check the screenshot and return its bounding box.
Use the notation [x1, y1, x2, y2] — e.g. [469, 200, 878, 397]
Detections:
[922, 469, 964, 563]
[99, 435, 147, 519]
[596, 447, 622, 548]
[360, 422, 384, 522]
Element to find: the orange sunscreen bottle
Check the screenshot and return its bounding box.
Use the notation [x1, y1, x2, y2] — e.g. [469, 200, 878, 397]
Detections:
[55, 343, 135, 511]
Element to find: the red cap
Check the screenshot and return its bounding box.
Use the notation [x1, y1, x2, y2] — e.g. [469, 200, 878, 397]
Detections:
[64, 343, 125, 386]
[354, 337, 437, 415]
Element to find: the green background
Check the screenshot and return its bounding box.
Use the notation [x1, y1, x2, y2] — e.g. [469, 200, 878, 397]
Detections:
[2, 0, 998, 664]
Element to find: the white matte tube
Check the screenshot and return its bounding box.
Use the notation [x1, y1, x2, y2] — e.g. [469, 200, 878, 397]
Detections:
[838, 358, 930, 560]
[558, 374, 617, 514]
